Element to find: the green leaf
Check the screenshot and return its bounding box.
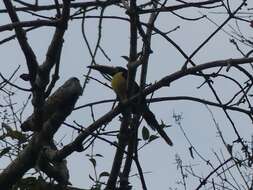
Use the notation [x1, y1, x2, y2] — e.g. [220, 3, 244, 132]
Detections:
[89, 158, 96, 167]
[2, 123, 12, 132]
[226, 144, 233, 155]
[89, 174, 95, 182]
[189, 146, 194, 159]
[6, 130, 27, 143]
[99, 171, 110, 178]
[0, 147, 11, 158]
[91, 184, 102, 190]
[142, 126, 150, 141]
[95, 154, 103, 158]
[148, 135, 159, 142]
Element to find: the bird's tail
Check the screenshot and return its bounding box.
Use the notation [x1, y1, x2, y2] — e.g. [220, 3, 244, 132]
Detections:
[142, 108, 173, 146]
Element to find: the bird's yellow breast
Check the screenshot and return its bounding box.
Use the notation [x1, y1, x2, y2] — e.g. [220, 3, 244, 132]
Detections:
[111, 72, 127, 101]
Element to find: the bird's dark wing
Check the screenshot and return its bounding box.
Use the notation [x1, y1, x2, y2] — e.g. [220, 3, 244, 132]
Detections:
[142, 106, 173, 146]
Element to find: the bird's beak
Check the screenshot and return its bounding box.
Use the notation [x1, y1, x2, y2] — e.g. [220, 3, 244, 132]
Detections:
[88, 65, 118, 76]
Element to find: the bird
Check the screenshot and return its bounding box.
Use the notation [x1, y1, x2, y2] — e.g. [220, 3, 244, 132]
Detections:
[88, 64, 173, 146]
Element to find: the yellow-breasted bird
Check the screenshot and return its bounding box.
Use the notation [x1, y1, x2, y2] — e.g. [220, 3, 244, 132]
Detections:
[88, 65, 173, 146]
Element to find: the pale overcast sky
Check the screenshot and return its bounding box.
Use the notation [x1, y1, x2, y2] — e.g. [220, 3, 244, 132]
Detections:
[1, 1, 253, 189]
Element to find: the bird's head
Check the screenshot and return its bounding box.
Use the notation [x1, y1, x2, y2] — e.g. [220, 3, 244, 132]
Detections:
[88, 64, 127, 77]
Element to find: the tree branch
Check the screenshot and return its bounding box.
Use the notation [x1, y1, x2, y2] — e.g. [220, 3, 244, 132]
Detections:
[52, 57, 253, 161]
[0, 78, 82, 189]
